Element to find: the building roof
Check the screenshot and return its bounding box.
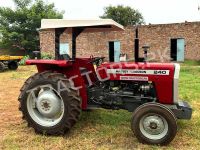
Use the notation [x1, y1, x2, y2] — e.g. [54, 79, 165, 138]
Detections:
[40, 19, 124, 32]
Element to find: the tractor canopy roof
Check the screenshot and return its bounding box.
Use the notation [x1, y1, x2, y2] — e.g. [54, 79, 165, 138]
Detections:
[40, 19, 124, 32]
[39, 19, 124, 61]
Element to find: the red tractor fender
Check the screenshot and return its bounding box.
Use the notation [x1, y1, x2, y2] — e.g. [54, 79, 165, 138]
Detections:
[26, 58, 97, 110]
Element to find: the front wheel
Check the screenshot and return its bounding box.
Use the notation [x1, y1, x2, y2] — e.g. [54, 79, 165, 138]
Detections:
[131, 103, 177, 145]
[8, 61, 18, 70]
[0, 62, 5, 72]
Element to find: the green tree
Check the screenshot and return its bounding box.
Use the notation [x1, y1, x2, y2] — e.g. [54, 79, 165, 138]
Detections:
[0, 0, 64, 53]
[100, 5, 144, 26]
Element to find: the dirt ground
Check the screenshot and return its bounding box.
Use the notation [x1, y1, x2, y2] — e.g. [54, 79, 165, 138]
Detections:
[0, 65, 199, 150]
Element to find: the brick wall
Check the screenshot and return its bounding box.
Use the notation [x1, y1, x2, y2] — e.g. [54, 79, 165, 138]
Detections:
[58, 27, 135, 60]
[40, 29, 55, 57]
[40, 21, 200, 61]
[139, 22, 200, 61]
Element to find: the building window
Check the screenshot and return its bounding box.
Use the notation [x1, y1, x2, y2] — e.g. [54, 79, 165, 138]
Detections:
[59, 43, 69, 55]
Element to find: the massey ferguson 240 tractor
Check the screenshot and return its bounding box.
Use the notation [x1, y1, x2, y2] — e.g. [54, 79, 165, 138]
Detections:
[18, 19, 192, 145]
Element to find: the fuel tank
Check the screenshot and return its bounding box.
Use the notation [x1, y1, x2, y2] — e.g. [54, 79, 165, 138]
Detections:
[97, 62, 176, 104]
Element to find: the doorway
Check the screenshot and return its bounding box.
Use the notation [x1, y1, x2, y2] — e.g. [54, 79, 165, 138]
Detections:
[109, 41, 121, 62]
[170, 38, 185, 61]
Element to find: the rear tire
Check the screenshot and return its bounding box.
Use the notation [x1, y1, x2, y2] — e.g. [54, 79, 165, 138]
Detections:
[131, 103, 177, 145]
[0, 62, 5, 72]
[18, 71, 81, 135]
[8, 61, 18, 70]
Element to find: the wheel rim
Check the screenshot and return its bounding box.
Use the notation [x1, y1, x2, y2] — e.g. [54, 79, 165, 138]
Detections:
[139, 113, 168, 140]
[27, 85, 64, 127]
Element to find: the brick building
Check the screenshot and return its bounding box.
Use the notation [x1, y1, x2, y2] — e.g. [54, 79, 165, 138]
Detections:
[40, 21, 200, 62]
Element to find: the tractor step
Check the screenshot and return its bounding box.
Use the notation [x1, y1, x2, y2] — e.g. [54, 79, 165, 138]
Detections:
[171, 101, 192, 119]
[86, 104, 101, 110]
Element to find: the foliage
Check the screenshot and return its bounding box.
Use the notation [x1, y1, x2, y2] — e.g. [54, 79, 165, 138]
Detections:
[19, 55, 30, 65]
[100, 5, 144, 26]
[19, 52, 54, 65]
[0, 0, 64, 53]
[41, 53, 54, 59]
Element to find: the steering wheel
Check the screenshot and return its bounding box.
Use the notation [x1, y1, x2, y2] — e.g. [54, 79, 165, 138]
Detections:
[89, 57, 105, 66]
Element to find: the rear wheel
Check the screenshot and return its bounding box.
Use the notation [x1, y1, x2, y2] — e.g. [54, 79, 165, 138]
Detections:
[0, 62, 5, 72]
[8, 61, 18, 70]
[18, 72, 81, 135]
[131, 103, 177, 145]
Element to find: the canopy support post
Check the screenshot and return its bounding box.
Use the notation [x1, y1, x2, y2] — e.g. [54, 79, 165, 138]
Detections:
[71, 27, 84, 61]
[55, 28, 66, 60]
[134, 26, 139, 62]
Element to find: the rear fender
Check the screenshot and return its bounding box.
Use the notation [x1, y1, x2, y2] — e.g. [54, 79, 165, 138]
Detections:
[25, 59, 97, 110]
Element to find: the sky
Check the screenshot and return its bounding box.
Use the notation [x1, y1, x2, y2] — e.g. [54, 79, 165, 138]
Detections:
[0, 0, 200, 24]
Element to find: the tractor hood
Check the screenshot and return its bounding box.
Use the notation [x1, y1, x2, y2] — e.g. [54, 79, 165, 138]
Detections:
[97, 62, 176, 82]
[97, 62, 180, 104]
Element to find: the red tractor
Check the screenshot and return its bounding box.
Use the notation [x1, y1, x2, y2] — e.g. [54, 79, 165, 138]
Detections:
[18, 19, 192, 145]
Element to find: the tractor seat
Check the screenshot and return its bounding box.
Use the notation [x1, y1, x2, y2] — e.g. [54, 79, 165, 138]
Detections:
[60, 54, 71, 60]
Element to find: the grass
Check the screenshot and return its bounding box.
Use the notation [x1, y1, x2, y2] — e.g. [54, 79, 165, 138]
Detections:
[0, 63, 200, 150]
[181, 60, 200, 66]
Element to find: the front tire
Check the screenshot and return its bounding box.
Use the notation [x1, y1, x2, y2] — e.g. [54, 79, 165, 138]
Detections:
[8, 61, 18, 70]
[18, 72, 81, 135]
[0, 62, 5, 72]
[131, 103, 177, 145]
